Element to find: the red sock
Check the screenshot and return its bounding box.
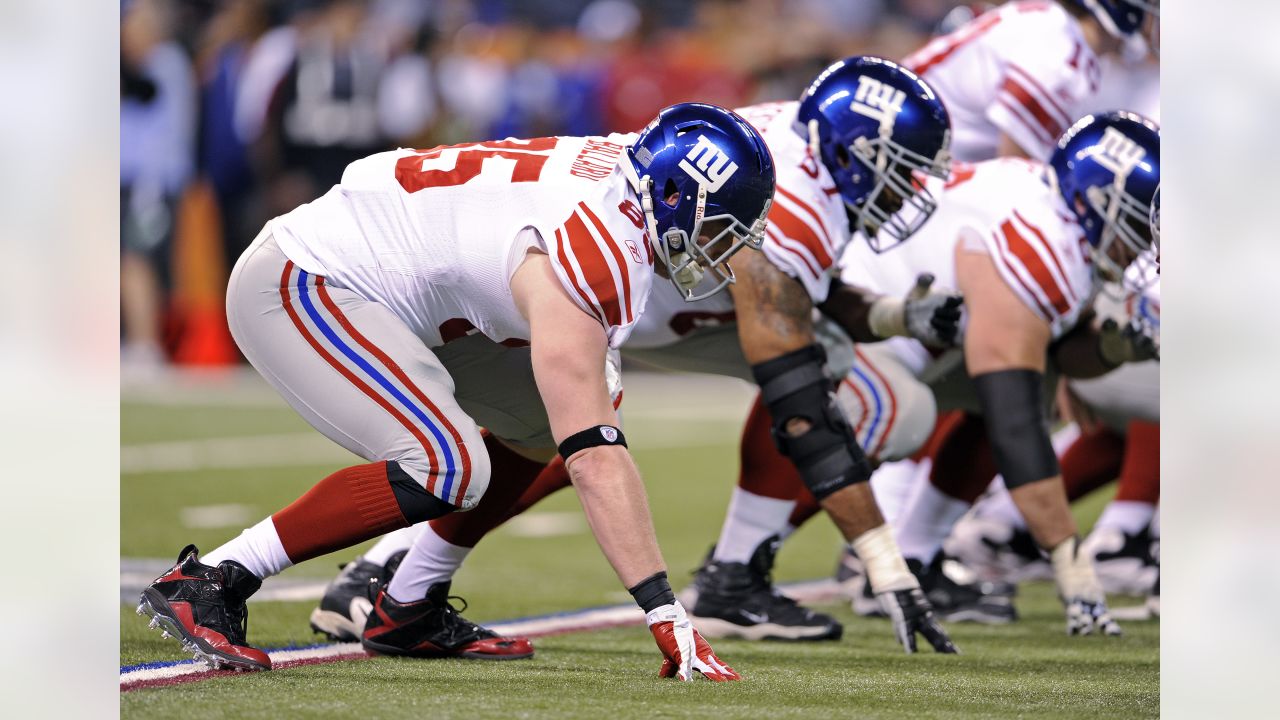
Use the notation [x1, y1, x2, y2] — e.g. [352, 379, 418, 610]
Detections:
[739, 393, 808, 500]
[787, 488, 822, 528]
[1115, 420, 1160, 503]
[1060, 427, 1125, 502]
[431, 435, 569, 547]
[927, 413, 996, 503]
[273, 462, 408, 563]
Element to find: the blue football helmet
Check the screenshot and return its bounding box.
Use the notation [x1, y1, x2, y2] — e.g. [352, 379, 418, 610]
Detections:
[795, 56, 952, 252]
[623, 102, 775, 301]
[1073, 0, 1159, 39]
[1050, 111, 1159, 289]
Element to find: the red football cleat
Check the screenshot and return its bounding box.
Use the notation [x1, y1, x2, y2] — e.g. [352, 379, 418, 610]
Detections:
[137, 545, 271, 671]
[362, 582, 534, 660]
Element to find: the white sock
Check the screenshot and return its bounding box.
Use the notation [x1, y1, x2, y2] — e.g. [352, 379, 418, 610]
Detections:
[364, 524, 425, 566]
[972, 478, 1027, 529]
[386, 524, 471, 603]
[894, 478, 972, 563]
[202, 517, 293, 579]
[1094, 500, 1156, 535]
[868, 459, 921, 525]
[712, 488, 796, 563]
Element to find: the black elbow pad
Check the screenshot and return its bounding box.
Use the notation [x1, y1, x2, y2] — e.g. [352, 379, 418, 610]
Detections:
[751, 344, 871, 500]
[971, 369, 1060, 489]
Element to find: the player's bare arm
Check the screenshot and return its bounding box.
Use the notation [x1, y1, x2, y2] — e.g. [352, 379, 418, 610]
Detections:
[729, 244, 955, 653]
[511, 249, 665, 588]
[957, 243, 1120, 636]
[1050, 307, 1160, 379]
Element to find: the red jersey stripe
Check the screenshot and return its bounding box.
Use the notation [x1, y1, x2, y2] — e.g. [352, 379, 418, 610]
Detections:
[554, 227, 608, 328]
[765, 227, 821, 277]
[277, 262, 441, 498]
[564, 211, 622, 328]
[905, 9, 1004, 76]
[990, 231, 1055, 321]
[1000, 75, 1064, 141]
[578, 202, 634, 324]
[776, 186, 835, 257]
[1007, 64, 1070, 126]
[314, 277, 473, 502]
[1012, 210, 1075, 304]
[995, 97, 1054, 147]
[1000, 221, 1070, 316]
[769, 198, 834, 270]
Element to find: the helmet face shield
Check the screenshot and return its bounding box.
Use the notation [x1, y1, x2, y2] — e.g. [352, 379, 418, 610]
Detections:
[849, 133, 951, 252]
[1086, 181, 1158, 290]
[641, 177, 770, 301]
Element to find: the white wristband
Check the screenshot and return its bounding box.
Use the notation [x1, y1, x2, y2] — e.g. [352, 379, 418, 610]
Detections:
[850, 524, 919, 594]
[867, 296, 907, 339]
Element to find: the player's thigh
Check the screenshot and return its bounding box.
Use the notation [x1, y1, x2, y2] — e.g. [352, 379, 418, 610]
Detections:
[226, 231, 489, 509]
[621, 324, 752, 381]
[1068, 360, 1160, 430]
[436, 335, 556, 450]
[835, 343, 936, 462]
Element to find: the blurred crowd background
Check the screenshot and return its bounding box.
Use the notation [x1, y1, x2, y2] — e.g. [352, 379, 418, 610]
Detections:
[119, 0, 991, 370]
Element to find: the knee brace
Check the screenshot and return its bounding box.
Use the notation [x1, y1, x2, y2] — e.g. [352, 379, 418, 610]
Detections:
[752, 344, 871, 500]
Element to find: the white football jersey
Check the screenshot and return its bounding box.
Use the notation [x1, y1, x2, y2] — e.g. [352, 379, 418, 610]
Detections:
[841, 157, 1095, 341]
[902, 0, 1100, 162]
[626, 101, 851, 349]
[269, 134, 654, 350]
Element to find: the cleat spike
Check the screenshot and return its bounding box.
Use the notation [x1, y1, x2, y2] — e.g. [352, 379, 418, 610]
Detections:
[136, 604, 145, 616]
[160, 631, 171, 640]
[149, 617, 160, 629]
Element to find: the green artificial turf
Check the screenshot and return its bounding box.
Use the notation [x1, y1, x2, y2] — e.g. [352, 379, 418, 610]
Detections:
[121, 392, 1156, 719]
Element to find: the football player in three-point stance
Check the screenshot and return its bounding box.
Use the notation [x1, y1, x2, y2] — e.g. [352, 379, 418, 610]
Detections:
[137, 102, 776, 680]
[312, 57, 963, 655]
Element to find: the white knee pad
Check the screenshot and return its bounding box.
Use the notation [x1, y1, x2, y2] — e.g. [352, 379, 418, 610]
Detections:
[835, 344, 936, 463]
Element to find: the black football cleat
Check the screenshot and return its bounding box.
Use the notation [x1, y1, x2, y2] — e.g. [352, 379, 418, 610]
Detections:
[907, 555, 1017, 625]
[362, 581, 534, 660]
[310, 551, 405, 641]
[687, 536, 843, 641]
[136, 544, 271, 671]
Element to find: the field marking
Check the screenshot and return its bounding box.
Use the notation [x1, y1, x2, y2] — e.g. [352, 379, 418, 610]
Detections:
[503, 511, 586, 538]
[119, 579, 843, 691]
[179, 504, 256, 529]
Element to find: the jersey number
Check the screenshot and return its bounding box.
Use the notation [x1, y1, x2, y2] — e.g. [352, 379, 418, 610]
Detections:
[396, 138, 561, 193]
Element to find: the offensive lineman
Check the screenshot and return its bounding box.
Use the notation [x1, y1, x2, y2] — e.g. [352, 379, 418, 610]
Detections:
[786, 112, 1160, 635]
[311, 57, 964, 654]
[137, 103, 776, 680]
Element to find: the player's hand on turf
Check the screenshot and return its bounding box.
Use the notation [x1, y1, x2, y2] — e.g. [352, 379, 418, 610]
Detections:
[877, 587, 959, 654]
[904, 273, 965, 348]
[1051, 536, 1122, 637]
[646, 601, 741, 681]
[1065, 596, 1123, 637]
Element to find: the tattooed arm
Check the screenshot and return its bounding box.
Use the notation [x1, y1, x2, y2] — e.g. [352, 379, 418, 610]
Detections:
[726, 248, 817, 364]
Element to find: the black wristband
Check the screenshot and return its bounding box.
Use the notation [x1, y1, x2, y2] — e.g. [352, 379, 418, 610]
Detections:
[558, 425, 627, 461]
[627, 571, 676, 613]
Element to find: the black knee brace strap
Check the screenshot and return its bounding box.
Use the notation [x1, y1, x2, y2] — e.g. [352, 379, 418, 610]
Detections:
[751, 344, 871, 500]
[387, 461, 458, 521]
[971, 369, 1060, 489]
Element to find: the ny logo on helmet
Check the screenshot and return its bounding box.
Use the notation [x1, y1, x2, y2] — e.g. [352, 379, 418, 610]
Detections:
[850, 76, 906, 129]
[1093, 127, 1147, 180]
[678, 135, 739, 193]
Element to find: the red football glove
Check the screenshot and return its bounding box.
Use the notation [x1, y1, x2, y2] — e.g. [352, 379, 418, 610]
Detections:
[646, 602, 740, 681]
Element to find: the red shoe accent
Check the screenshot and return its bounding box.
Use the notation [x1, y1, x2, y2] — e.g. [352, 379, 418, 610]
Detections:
[170, 601, 272, 670]
[458, 636, 534, 659]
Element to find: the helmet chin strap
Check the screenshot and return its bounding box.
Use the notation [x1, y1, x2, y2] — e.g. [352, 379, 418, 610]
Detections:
[639, 174, 707, 298]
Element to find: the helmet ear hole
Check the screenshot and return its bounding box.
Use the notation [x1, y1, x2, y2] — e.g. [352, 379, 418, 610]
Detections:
[834, 144, 852, 170]
[662, 177, 680, 208]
